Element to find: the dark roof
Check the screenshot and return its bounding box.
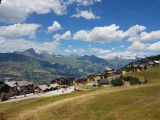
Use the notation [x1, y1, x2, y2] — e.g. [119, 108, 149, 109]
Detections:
[0, 84, 6, 89]
[0, 81, 4, 84]
[132, 64, 139, 67]
[148, 61, 154, 65]
[97, 79, 109, 84]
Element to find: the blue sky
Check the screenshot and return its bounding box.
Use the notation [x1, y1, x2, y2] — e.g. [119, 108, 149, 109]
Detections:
[0, 0, 160, 59]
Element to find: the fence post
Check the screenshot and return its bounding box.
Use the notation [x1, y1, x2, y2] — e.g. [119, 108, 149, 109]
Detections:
[0, 112, 4, 120]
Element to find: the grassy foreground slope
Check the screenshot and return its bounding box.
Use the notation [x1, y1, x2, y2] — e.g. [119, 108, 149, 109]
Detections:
[0, 65, 160, 120]
[127, 65, 160, 84]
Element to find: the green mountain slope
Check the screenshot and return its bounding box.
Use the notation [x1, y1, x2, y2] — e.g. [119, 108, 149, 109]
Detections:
[0, 49, 115, 84]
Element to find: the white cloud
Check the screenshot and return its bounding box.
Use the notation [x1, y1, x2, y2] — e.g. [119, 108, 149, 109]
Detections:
[68, 45, 72, 48]
[64, 48, 85, 53]
[73, 24, 126, 43]
[99, 51, 147, 59]
[147, 41, 160, 51]
[0, 37, 60, 53]
[0, 23, 41, 38]
[89, 48, 111, 54]
[0, 0, 101, 23]
[140, 31, 160, 42]
[128, 41, 147, 50]
[61, 31, 71, 40]
[120, 45, 125, 48]
[48, 21, 62, 33]
[75, 0, 101, 6]
[71, 9, 100, 19]
[0, 0, 65, 23]
[53, 31, 72, 40]
[53, 34, 61, 39]
[126, 25, 160, 42]
[125, 24, 146, 37]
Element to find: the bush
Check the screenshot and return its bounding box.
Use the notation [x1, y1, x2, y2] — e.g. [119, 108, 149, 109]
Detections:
[144, 65, 147, 70]
[129, 77, 141, 85]
[98, 83, 102, 87]
[111, 78, 124, 86]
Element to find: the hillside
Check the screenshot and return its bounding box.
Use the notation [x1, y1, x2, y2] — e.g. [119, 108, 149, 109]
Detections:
[127, 65, 160, 84]
[0, 49, 114, 84]
[0, 63, 160, 119]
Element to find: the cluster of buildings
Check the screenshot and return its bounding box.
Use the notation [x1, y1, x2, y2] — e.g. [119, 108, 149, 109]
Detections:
[129, 59, 160, 72]
[104, 67, 121, 76]
[0, 66, 122, 102]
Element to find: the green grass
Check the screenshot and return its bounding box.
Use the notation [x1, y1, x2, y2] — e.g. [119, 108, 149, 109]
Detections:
[24, 85, 160, 120]
[1, 65, 160, 120]
[127, 65, 160, 83]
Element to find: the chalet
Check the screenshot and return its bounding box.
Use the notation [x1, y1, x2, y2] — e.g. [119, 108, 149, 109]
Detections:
[5, 81, 34, 95]
[35, 85, 51, 93]
[0, 82, 10, 101]
[80, 78, 88, 84]
[49, 83, 59, 90]
[131, 64, 144, 72]
[116, 69, 121, 74]
[148, 61, 155, 66]
[154, 60, 160, 65]
[97, 79, 110, 86]
[104, 67, 112, 73]
[104, 67, 116, 76]
[75, 78, 88, 84]
[51, 77, 75, 85]
[51, 77, 67, 85]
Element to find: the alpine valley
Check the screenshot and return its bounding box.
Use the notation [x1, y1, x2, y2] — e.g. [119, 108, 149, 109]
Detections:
[0, 48, 139, 84]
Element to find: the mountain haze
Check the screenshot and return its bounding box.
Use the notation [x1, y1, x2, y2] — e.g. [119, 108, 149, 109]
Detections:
[0, 48, 115, 84]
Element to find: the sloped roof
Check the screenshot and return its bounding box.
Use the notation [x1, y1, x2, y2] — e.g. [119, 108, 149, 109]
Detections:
[49, 83, 58, 88]
[5, 81, 17, 87]
[105, 67, 111, 71]
[97, 79, 109, 84]
[16, 81, 33, 86]
[154, 60, 160, 64]
[5, 81, 33, 87]
[0, 84, 6, 89]
[38, 85, 51, 90]
[148, 61, 154, 65]
[139, 64, 145, 67]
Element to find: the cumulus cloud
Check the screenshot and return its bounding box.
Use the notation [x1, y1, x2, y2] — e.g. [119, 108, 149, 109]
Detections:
[61, 31, 71, 40]
[0, 0, 101, 23]
[147, 41, 160, 51]
[125, 24, 146, 37]
[64, 48, 85, 53]
[73, 24, 126, 43]
[48, 21, 62, 33]
[71, 9, 100, 19]
[128, 41, 147, 50]
[0, 37, 60, 53]
[0, 23, 41, 38]
[140, 31, 160, 42]
[126, 25, 160, 42]
[53, 31, 72, 40]
[89, 48, 111, 54]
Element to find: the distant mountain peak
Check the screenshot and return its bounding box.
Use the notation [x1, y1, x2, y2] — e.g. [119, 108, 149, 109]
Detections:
[24, 48, 38, 56]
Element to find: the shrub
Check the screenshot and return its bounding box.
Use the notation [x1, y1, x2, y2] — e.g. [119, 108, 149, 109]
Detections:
[98, 83, 102, 87]
[144, 65, 148, 70]
[111, 78, 124, 86]
[129, 77, 141, 85]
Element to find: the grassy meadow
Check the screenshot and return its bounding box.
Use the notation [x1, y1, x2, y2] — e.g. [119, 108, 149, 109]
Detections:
[0, 65, 160, 120]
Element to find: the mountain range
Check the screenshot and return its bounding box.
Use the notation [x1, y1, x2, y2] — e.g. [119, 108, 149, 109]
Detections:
[0, 48, 142, 84]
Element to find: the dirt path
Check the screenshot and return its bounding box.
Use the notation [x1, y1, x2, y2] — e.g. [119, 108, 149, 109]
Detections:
[17, 84, 157, 120]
